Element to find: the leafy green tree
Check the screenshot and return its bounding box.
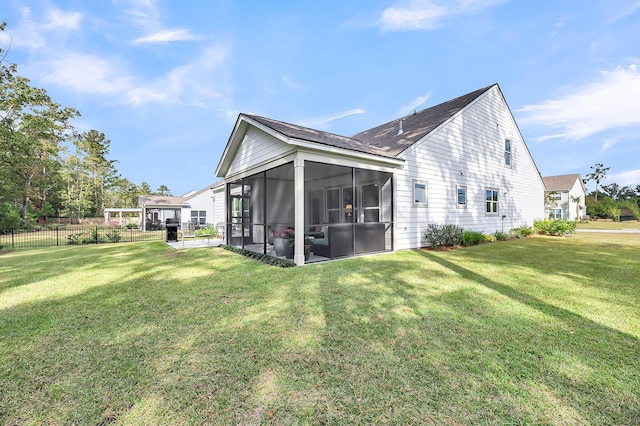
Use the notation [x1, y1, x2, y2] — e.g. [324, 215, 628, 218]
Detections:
[139, 181, 153, 195]
[73, 130, 118, 216]
[157, 185, 171, 196]
[585, 163, 610, 201]
[104, 177, 139, 208]
[570, 195, 582, 219]
[0, 22, 79, 224]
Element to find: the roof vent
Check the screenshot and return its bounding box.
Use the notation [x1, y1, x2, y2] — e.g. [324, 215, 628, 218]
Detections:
[397, 119, 403, 136]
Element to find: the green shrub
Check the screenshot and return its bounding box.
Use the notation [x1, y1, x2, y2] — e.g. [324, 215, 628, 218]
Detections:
[462, 230, 485, 246]
[126, 223, 139, 229]
[493, 231, 508, 241]
[220, 244, 296, 268]
[534, 219, 577, 236]
[424, 223, 464, 248]
[106, 229, 122, 243]
[196, 225, 217, 238]
[508, 225, 534, 239]
[482, 233, 496, 242]
[67, 232, 84, 245]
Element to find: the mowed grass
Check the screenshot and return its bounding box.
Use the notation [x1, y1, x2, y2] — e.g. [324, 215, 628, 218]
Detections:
[1, 233, 639, 424]
[577, 219, 640, 230]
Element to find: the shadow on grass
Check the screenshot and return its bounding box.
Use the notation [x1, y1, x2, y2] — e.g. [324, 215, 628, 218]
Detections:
[1, 242, 639, 424]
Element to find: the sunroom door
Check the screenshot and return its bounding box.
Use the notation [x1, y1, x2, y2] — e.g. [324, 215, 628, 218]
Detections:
[230, 194, 251, 245]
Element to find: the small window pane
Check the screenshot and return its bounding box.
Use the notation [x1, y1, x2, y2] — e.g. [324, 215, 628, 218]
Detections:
[485, 189, 498, 213]
[505, 139, 512, 166]
[414, 182, 427, 204]
[457, 187, 467, 207]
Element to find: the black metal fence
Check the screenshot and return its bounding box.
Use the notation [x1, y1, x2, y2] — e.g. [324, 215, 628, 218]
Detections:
[0, 225, 165, 249]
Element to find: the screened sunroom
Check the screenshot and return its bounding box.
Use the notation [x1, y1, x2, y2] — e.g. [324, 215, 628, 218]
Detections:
[225, 160, 394, 264]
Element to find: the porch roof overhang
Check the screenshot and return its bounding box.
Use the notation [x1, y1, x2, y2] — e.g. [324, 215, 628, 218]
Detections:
[141, 204, 188, 209]
[215, 114, 404, 178]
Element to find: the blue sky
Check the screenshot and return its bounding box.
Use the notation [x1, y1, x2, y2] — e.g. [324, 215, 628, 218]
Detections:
[2, 0, 639, 196]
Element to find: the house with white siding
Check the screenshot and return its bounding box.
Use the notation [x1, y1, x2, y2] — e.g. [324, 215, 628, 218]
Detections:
[215, 84, 545, 265]
[542, 174, 587, 220]
[138, 181, 226, 231]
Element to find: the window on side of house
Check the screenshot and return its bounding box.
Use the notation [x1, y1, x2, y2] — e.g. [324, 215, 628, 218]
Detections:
[414, 181, 427, 206]
[550, 192, 562, 201]
[504, 139, 512, 166]
[485, 189, 498, 214]
[456, 185, 467, 208]
[550, 208, 563, 219]
[191, 210, 206, 225]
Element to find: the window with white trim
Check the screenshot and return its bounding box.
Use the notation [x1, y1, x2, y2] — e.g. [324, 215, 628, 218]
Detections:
[549, 192, 562, 201]
[191, 210, 206, 225]
[505, 139, 512, 166]
[456, 185, 467, 208]
[414, 181, 427, 205]
[550, 208, 563, 219]
[485, 189, 498, 214]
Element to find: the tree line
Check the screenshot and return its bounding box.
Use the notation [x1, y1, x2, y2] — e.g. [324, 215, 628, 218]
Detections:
[584, 163, 640, 221]
[0, 22, 170, 231]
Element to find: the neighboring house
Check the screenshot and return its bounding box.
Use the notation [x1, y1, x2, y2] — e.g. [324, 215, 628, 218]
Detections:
[215, 84, 545, 265]
[542, 174, 587, 220]
[138, 181, 225, 231]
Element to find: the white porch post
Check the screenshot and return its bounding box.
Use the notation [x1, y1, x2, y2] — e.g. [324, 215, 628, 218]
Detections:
[294, 157, 305, 265]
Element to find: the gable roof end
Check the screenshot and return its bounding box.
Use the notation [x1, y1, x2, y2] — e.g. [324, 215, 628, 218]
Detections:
[542, 174, 584, 192]
[352, 85, 496, 157]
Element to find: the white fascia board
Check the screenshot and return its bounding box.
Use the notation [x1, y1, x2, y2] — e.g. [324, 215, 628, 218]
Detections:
[215, 116, 293, 177]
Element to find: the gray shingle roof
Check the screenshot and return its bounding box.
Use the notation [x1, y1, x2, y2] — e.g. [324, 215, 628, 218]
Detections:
[244, 84, 496, 159]
[245, 114, 396, 158]
[352, 85, 495, 156]
[542, 174, 582, 191]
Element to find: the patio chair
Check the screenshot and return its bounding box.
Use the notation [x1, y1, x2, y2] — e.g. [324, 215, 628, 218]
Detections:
[182, 226, 198, 246]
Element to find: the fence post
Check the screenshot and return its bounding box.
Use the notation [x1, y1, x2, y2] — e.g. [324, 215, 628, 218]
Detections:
[130, 228, 133, 243]
[56, 227, 59, 247]
[11, 228, 15, 248]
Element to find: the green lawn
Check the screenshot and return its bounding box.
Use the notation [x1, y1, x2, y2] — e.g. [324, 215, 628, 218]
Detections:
[1, 234, 639, 424]
[577, 219, 640, 230]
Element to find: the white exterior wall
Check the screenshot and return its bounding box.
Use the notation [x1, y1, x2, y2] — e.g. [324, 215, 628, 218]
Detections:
[394, 86, 545, 250]
[179, 185, 226, 228]
[568, 179, 586, 220]
[227, 127, 292, 177]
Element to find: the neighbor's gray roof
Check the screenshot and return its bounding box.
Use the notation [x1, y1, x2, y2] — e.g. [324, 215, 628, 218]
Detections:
[542, 174, 582, 191]
[244, 84, 496, 158]
[138, 195, 188, 206]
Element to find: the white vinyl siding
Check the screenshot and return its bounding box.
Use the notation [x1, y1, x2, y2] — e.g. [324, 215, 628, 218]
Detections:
[227, 127, 292, 177]
[394, 85, 545, 250]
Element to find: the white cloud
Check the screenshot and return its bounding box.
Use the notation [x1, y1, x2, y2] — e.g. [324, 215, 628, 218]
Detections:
[380, 0, 508, 31]
[609, 169, 640, 186]
[381, 1, 447, 31]
[36, 52, 132, 95]
[517, 64, 640, 141]
[297, 109, 365, 129]
[0, 7, 82, 49]
[31, 43, 230, 107]
[398, 93, 431, 116]
[125, 45, 230, 106]
[282, 75, 305, 90]
[43, 8, 82, 30]
[132, 28, 199, 44]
